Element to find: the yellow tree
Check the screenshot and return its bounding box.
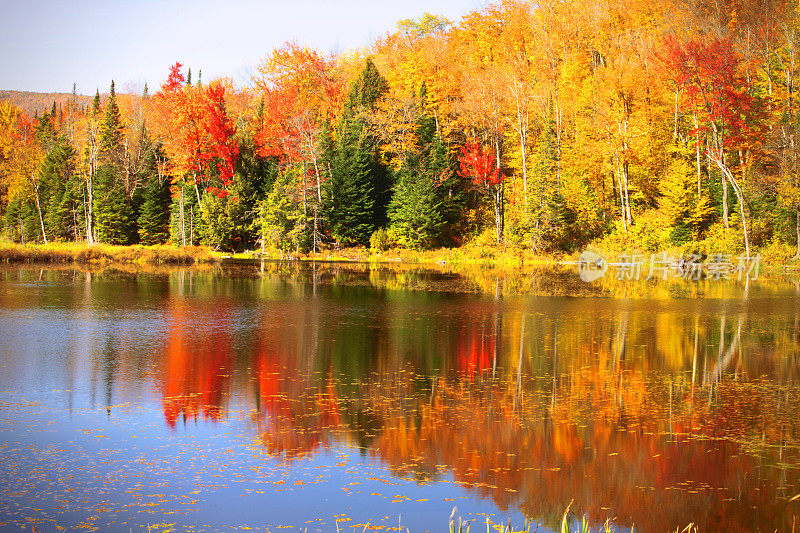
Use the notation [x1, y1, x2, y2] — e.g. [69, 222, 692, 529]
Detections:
[0, 104, 45, 243]
[253, 43, 343, 205]
[572, 0, 668, 231]
[370, 13, 454, 167]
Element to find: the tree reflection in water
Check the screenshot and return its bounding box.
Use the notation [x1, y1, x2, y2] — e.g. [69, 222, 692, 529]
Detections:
[150, 263, 800, 532]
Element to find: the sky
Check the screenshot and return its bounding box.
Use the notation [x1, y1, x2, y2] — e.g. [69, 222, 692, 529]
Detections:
[0, 0, 480, 95]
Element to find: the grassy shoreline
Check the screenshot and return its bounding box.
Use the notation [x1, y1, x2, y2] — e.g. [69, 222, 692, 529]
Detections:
[236, 244, 800, 271]
[0, 243, 216, 265]
[1, 242, 798, 272]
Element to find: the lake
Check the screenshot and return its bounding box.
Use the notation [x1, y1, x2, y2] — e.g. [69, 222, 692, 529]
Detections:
[0, 261, 798, 532]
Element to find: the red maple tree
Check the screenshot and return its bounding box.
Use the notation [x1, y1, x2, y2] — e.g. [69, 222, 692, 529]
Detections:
[662, 36, 766, 258]
[460, 140, 504, 243]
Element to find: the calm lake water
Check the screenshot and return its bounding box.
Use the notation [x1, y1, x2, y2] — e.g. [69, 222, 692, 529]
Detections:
[0, 262, 799, 532]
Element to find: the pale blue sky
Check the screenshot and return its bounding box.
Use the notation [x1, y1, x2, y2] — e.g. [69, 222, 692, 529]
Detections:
[1, 0, 480, 95]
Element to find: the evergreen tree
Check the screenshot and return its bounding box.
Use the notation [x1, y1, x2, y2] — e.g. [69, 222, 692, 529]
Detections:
[92, 89, 101, 116]
[233, 133, 278, 248]
[92, 81, 138, 244]
[323, 59, 390, 246]
[387, 84, 462, 249]
[326, 116, 377, 246]
[200, 174, 255, 251]
[528, 121, 561, 250]
[34, 112, 57, 148]
[388, 159, 443, 249]
[5, 197, 39, 244]
[100, 81, 124, 163]
[138, 145, 171, 245]
[58, 170, 87, 242]
[94, 164, 134, 244]
[236, 130, 278, 203]
[39, 138, 78, 241]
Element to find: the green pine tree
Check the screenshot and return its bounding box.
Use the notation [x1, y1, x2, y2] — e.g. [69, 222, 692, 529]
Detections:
[200, 174, 257, 252]
[92, 81, 137, 244]
[529, 121, 561, 250]
[323, 59, 390, 246]
[94, 164, 134, 245]
[387, 84, 462, 249]
[35, 110, 57, 147]
[326, 115, 378, 246]
[92, 89, 101, 116]
[137, 143, 172, 245]
[388, 160, 443, 249]
[40, 138, 78, 241]
[100, 81, 124, 163]
[5, 197, 40, 244]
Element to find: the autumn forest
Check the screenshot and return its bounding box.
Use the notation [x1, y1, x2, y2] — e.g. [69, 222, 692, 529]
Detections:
[2, 0, 800, 260]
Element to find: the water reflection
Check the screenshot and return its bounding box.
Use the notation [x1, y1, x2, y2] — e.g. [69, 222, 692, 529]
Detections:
[1, 263, 799, 531]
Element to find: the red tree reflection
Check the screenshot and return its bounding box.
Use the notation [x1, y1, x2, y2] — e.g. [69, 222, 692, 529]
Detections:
[161, 301, 233, 428]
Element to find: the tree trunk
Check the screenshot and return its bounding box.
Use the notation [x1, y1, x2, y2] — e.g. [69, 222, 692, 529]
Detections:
[555, 87, 562, 185]
[674, 88, 679, 141]
[313, 207, 318, 253]
[615, 155, 629, 232]
[721, 173, 729, 229]
[715, 161, 750, 259]
[694, 112, 702, 195]
[617, 172, 627, 232]
[310, 151, 323, 205]
[514, 92, 529, 206]
[796, 207, 800, 259]
[494, 138, 504, 243]
[622, 160, 632, 226]
[85, 173, 94, 245]
[180, 186, 186, 246]
[193, 173, 202, 209]
[85, 123, 98, 246]
[302, 162, 308, 219]
[519, 120, 528, 204]
[32, 176, 48, 245]
[493, 183, 504, 244]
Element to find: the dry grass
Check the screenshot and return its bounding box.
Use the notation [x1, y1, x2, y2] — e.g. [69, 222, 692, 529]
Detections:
[0, 243, 216, 265]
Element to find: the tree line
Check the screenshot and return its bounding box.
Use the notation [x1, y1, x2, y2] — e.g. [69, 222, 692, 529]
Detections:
[1, 0, 799, 258]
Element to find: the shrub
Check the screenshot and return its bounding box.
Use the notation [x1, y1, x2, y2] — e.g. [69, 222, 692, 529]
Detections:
[370, 228, 394, 252]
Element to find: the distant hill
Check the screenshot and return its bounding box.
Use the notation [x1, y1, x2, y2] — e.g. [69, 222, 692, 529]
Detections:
[0, 90, 100, 117]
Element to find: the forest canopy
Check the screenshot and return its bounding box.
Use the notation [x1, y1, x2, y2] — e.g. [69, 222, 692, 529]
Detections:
[1, 0, 799, 260]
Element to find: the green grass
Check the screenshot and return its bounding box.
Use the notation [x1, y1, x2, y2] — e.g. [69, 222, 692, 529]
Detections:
[446, 503, 700, 533]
